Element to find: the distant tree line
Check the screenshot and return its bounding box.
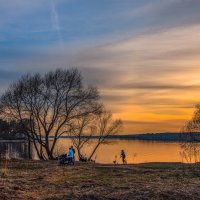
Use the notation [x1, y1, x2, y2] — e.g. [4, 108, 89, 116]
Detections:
[100, 133, 182, 141]
[64, 133, 184, 142]
[0, 68, 122, 160]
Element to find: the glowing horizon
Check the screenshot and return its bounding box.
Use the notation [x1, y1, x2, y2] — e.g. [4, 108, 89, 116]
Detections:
[1, 0, 200, 133]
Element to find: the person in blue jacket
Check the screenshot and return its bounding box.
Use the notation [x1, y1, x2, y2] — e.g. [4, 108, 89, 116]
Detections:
[67, 147, 74, 165]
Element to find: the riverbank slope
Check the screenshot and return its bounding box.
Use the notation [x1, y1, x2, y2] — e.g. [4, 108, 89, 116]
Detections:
[0, 160, 200, 199]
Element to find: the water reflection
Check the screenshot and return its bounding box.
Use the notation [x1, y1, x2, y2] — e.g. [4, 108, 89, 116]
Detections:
[0, 141, 30, 159]
[0, 139, 185, 163]
[55, 139, 183, 164]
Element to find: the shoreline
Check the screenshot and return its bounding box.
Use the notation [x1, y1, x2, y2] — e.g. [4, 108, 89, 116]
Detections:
[0, 138, 183, 142]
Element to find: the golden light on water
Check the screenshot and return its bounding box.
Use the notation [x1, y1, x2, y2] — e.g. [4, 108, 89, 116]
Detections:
[56, 139, 183, 164]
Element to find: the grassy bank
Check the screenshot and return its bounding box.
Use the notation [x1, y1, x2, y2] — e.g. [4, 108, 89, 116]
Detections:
[0, 160, 200, 200]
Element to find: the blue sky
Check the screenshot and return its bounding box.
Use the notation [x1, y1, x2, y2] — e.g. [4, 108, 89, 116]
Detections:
[1, 0, 198, 49]
[1, 0, 200, 133]
[1, 1, 146, 47]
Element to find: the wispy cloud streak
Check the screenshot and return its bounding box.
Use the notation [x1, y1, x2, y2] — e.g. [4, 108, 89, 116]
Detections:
[1, 0, 200, 133]
[50, 0, 63, 48]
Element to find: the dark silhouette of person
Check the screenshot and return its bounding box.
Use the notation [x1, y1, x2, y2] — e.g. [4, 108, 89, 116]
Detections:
[120, 149, 127, 164]
[71, 145, 75, 162]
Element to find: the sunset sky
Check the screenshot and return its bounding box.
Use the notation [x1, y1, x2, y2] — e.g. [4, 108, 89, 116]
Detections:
[1, 0, 200, 133]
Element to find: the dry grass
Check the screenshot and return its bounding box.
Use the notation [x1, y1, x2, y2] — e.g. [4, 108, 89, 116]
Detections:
[0, 160, 200, 200]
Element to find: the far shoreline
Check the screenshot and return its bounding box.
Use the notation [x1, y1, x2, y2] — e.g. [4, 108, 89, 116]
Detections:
[0, 132, 195, 143]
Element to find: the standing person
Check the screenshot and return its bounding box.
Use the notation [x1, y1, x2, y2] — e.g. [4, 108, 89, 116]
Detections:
[120, 149, 127, 164]
[67, 147, 74, 165]
[71, 145, 75, 163]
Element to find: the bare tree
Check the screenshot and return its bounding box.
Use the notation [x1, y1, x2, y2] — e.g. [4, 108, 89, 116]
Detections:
[0, 68, 101, 160]
[70, 114, 96, 160]
[70, 109, 122, 162]
[87, 110, 123, 161]
[181, 104, 200, 163]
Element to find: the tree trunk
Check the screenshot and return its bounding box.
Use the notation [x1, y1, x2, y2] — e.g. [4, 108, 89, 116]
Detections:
[88, 142, 101, 161]
[47, 149, 55, 160]
[27, 138, 32, 159]
[48, 137, 58, 160]
[32, 140, 44, 160]
[78, 149, 83, 161]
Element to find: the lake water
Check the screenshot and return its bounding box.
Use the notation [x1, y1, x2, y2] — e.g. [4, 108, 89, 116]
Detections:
[0, 139, 184, 163]
[0, 141, 30, 160]
[55, 139, 183, 164]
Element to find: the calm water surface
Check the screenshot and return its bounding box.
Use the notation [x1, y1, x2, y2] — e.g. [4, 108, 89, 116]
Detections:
[56, 139, 183, 164]
[0, 139, 183, 163]
[0, 141, 30, 159]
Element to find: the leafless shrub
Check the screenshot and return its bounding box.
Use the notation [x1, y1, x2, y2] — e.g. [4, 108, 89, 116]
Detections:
[180, 104, 200, 163]
[71, 109, 123, 161]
